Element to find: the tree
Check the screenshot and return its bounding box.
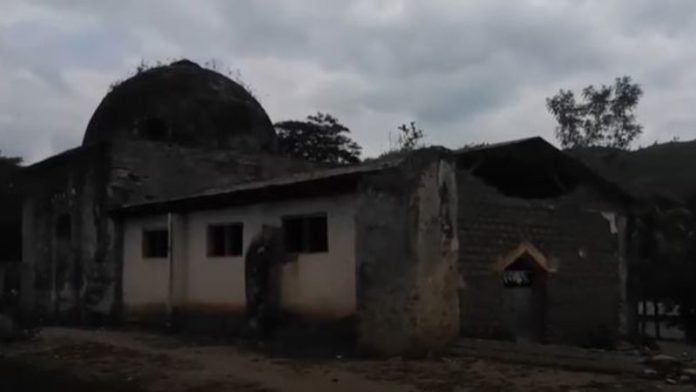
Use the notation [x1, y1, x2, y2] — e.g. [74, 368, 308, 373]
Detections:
[546, 76, 643, 149]
[635, 199, 696, 341]
[274, 112, 362, 165]
[395, 121, 424, 152]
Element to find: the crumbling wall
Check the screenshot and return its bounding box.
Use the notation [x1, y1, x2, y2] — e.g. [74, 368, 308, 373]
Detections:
[20, 144, 113, 323]
[355, 149, 460, 356]
[456, 171, 625, 346]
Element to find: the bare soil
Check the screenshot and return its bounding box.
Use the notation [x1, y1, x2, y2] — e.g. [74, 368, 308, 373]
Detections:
[0, 328, 692, 392]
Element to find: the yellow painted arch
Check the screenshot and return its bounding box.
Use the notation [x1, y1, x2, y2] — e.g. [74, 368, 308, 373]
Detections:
[496, 242, 552, 272]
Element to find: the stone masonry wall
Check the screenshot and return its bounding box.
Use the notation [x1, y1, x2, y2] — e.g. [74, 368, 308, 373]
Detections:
[457, 171, 625, 346]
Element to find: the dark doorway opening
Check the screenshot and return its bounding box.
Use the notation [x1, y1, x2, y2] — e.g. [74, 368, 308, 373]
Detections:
[502, 253, 547, 342]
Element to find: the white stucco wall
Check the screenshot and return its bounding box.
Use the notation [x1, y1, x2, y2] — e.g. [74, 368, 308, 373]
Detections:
[122, 215, 169, 310]
[121, 194, 357, 320]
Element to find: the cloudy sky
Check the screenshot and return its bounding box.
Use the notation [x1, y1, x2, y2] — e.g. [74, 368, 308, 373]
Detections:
[2, 0, 696, 163]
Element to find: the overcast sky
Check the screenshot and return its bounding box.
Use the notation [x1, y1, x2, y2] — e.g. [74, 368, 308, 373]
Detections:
[2, 0, 696, 163]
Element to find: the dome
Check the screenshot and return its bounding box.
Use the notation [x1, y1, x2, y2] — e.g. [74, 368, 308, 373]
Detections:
[82, 59, 276, 152]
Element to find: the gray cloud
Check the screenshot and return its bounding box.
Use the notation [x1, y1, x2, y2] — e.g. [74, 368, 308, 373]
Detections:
[2, 0, 696, 162]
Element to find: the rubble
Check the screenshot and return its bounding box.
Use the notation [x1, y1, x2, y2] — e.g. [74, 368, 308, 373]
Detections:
[640, 352, 696, 386]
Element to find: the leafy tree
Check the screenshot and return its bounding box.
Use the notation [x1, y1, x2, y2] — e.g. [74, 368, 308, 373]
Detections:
[395, 121, 424, 151]
[274, 112, 362, 165]
[546, 76, 643, 149]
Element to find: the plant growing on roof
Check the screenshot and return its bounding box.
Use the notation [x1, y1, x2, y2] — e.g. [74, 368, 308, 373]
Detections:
[395, 121, 425, 152]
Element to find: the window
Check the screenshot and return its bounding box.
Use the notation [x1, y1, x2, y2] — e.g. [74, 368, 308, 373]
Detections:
[142, 229, 168, 258]
[282, 214, 328, 253]
[207, 223, 244, 257]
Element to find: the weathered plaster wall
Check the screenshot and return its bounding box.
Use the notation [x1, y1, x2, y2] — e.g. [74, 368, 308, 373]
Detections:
[456, 171, 625, 346]
[121, 215, 170, 321]
[120, 195, 357, 323]
[412, 159, 460, 347]
[187, 195, 357, 319]
[20, 144, 114, 323]
[355, 150, 460, 356]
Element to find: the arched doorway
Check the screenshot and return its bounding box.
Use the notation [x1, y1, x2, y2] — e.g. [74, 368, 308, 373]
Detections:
[500, 243, 549, 342]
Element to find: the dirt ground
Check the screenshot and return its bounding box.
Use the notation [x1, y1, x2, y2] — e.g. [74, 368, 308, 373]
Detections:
[0, 328, 693, 392]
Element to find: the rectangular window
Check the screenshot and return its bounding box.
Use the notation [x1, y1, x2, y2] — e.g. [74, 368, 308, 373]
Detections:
[282, 213, 328, 253]
[207, 223, 244, 257]
[142, 229, 168, 258]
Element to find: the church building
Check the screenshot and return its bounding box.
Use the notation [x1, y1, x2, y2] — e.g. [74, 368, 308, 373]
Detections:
[14, 60, 636, 355]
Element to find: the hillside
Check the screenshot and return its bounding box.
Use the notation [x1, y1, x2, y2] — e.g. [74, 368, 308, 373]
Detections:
[569, 139, 696, 206]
